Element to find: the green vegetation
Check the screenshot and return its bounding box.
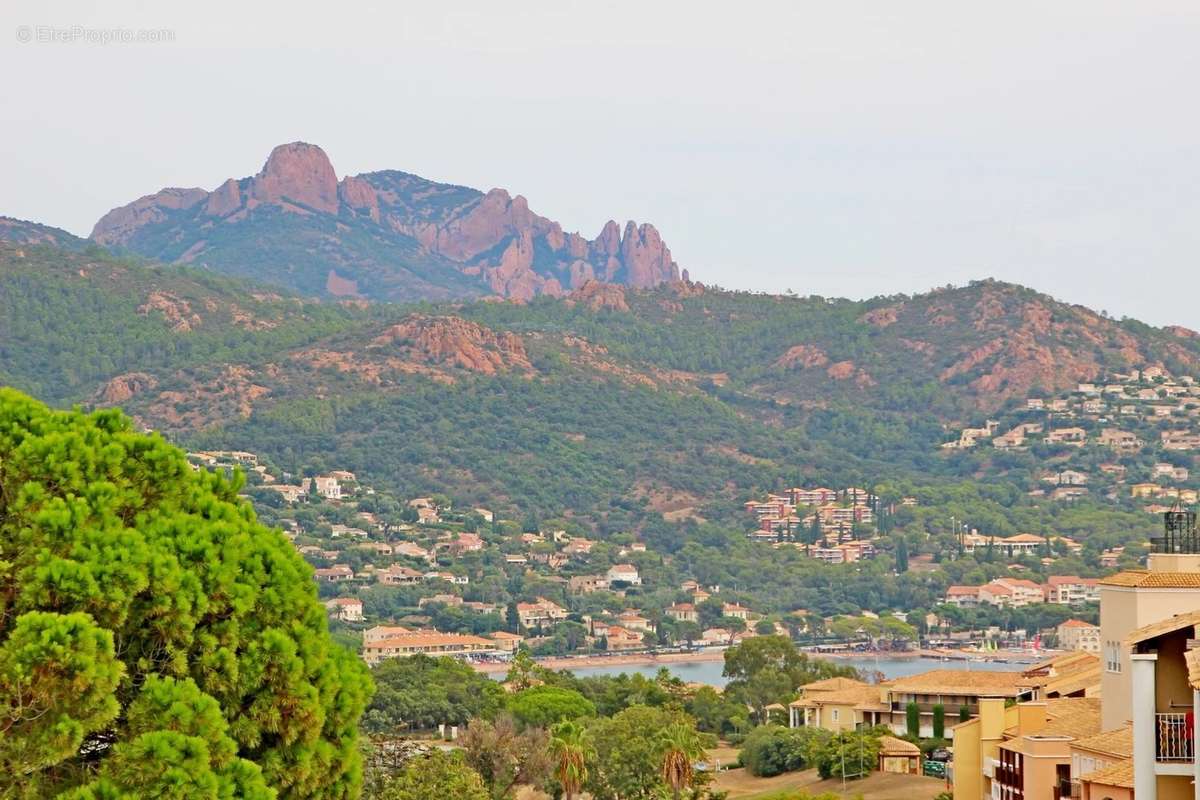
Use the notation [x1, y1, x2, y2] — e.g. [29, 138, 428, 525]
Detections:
[372, 750, 488, 800]
[0, 388, 371, 798]
[739, 726, 830, 778]
[507, 685, 596, 728]
[363, 654, 503, 732]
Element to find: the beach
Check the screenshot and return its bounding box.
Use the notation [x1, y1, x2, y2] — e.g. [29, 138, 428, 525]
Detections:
[472, 648, 728, 675]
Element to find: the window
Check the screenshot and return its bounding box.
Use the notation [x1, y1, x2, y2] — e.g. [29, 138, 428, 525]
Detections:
[832, 709, 840, 722]
[1104, 641, 1122, 673]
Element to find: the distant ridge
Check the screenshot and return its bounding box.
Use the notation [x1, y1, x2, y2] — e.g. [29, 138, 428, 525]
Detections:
[89, 142, 683, 302]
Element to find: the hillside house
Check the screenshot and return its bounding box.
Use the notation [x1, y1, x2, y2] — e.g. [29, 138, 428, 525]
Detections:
[376, 565, 423, 586]
[1152, 462, 1190, 481]
[314, 564, 354, 583]
[1098, 429, 1143, 450]
[1046, 427, 1087, 445]
[516, 598, 568, 629]
[568, 574, 610, 594]
[266, 484, 307, 503]
[666, 603, 698, 623]
[722, 602, 752, 621]
[605, 564, 642, 586]
[311, 476, 342, 500]
[325, 597, 364, 622]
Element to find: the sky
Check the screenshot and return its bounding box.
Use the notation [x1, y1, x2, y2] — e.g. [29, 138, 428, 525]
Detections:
[2, 0, 1198, 326]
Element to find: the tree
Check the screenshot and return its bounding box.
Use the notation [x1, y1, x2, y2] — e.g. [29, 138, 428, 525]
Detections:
[932, 704, 945, 739]
[505, 650, 539, 691]
[461, 715, 553, 800]
[906, 702, 921, 738]
[0, 390, 371, 798]
[584, 706, 702, 800]
[815, 731, 881, 780]
[659, 723, 704, 800]
[895, 536, 909, 573]
[364, 654, 504, 732]
[739, 725, 829, 777]
[549, 721, 593, 800]
[723, 636, 858, 722]
[508, 685, 596, 728]
[959, 705, 971, 723]
[373, 750, 488, 800]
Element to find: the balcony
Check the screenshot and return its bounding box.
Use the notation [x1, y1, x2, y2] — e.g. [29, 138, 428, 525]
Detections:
[1156, 713, 1195, 762]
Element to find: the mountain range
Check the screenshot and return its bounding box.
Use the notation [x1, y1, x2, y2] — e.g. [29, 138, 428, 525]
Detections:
[87, 142, 682, 302]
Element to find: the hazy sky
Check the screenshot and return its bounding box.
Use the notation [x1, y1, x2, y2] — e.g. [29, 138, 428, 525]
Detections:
[3, 1, 1198, 326]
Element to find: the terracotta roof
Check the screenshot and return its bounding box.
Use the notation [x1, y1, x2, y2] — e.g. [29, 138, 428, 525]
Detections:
[1124, 609, 1200, 645]
[800, 676, 870, 692]
[1037, 697, 1102, 739]
[366, 631, 494, 649]
[1058, 619, 1096, 628]
[887, 669, 1026, 696]
[1101, 570, 1200, 588]
[1004, 533, 1047, 543]
[878, 736, 921, 756]
[1072, 725, 1132, 758]
[1083, 758, 1134, 789]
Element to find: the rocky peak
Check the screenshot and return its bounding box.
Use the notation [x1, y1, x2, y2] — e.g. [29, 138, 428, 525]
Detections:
[619, 221, 678, 288]
[249, 142, 339, 214]
[88, 143, 689, 300]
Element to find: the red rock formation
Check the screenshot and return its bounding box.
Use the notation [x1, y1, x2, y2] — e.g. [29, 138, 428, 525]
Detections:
[92, 187, 207, 245]
[96, 372, 158, 404]
[775, 344, 829, 369]
[90, 142, 686, 299]
[567, 280, 629, 312]
[370, 315, 532, 374]
[249, 142, 339, 214]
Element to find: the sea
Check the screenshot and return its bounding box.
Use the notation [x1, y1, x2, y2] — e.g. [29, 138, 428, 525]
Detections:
[550, 655, 1028, 687]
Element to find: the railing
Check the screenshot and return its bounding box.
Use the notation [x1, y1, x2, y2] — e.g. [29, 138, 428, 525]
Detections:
[1156, 713, 1195, 762]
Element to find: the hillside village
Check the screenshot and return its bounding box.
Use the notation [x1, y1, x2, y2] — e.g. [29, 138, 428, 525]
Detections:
[187, 449, 1127, 671]
[942, 366, 1200, 511]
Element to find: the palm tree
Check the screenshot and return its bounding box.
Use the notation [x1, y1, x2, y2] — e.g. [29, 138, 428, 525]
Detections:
[659, 723, 704, 800]
[549, 720, 592, 800]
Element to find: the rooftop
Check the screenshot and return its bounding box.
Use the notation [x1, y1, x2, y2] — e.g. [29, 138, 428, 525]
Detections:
[1082, 759, 1135, 789]
[1124, 609, 1200, 646]
[887, 669, 1025, 696]
[1100, 570, 1200, 588]
[1072, 725, 1132, 758]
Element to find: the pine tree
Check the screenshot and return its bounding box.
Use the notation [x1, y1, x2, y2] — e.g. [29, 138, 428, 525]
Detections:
[0, 389, 371, 798]
[895, 537, 909, 573]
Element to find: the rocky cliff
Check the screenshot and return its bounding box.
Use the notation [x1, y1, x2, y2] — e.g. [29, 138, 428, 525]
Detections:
[91, 142, 682, 302]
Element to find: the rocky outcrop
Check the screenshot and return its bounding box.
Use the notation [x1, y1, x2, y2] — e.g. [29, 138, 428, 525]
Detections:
[1166, 325, 1200, 339]
[370, 315, 532, 375]
[775, 344, 829, 369]
[566, 280, 629, 312]
[248, 142, 339, 214]
[92, 188, 207, 246]
[138, 291, 201, 332]
[90, 143, 685, 301]
[96, 372, 158, 404]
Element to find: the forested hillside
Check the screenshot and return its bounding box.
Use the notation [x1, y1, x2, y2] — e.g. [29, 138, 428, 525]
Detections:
[1, 239, 1196, 532]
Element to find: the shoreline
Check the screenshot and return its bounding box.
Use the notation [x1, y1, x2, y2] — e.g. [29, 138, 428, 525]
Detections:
[472, 646, 1047, 676]
[472, 648, 729, 675]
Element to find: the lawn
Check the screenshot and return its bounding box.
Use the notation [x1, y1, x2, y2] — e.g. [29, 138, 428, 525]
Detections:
[714, 767, 948, 800]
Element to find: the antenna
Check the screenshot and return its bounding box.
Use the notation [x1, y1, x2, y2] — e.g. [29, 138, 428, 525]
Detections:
[1152, 501, 1199, 554]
